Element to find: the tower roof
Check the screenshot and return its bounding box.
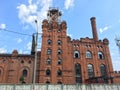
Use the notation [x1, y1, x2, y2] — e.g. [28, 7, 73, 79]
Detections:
[47, 7, 62, 22]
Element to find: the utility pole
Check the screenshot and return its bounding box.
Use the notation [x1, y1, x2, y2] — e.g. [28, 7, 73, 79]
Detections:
[33, 20, 38, 90]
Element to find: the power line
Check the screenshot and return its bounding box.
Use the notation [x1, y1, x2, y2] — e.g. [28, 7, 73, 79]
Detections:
[0, 28, 32, 36]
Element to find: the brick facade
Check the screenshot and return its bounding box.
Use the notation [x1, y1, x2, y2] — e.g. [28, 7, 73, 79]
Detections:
[0, 8, 120, 84]
[0, 50, 34, 84]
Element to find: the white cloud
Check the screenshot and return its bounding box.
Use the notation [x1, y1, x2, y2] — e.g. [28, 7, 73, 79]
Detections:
[17, 38, 22, 43]
[17, 3, 37, 24]
[17, 0, 53, 31]
[27, 42, 32, 50]
[99, 25, 111, 34]
[19, 49, 23, 54]
[112, 59, 120, 70]
[0, 23, 6, 29]
[64, 0, 74, 10]
[67, 33, 72, 38]
[0, 48, 7, 53]
[118, 19, 120, 23]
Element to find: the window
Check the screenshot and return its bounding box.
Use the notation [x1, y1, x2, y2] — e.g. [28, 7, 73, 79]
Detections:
[46, 81, 50, 84]
[22, 69, 27, 77]
[46, 69, 51, 76]
[48, 29, 52, 32]
[75, 64, 81, 76]
[46, 58, 51, 65]
[75, 64, 82, 83]
[57, 69, 62, 76]
[57, 81, 62, 84]
[28, 60, 31, 64]
[58, 49, 62, 55]
[100, 64, 107, 76]
[74, 51, 80, 58]
[86, 51, 92, 58]
[58, 59, 62, 65]
[98, 52, 104, 59]
[3, 59, 6, 63]
[21, 60, 24, 64]
[47, 49, 51, 54]
[0, 70, 1, 76]
[48, 39, 52, 45]
[87, 64, 94, 78]
[58, 29, 61, 32]
[57, 40, 62, 45]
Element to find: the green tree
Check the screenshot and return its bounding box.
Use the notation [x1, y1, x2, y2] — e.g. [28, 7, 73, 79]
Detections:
[19, 76, 25, 84]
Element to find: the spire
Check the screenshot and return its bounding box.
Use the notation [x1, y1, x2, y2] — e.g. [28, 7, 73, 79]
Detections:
[31, 34, 35, 55]
[90, 17, 98, 41]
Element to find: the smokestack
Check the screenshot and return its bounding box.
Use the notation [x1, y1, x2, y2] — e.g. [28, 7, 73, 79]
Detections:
[90, 17, 98, 41]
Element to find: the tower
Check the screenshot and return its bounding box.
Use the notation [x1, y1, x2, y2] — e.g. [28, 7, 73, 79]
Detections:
[39, 7, 72, 84]
[90, 17, 98, 41]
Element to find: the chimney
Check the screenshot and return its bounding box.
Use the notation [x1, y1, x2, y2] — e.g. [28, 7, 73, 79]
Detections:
[31, 34, 35, 55]
[90, 17, 98, 41]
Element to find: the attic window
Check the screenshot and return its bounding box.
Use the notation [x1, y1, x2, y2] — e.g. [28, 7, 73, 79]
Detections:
[74, 51, 80, 58]
[28, 60, 31, 64]
[21, 60, 24, 64]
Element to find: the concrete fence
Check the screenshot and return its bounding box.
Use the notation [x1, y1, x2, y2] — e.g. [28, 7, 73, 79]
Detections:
[0, 84, 120, 90]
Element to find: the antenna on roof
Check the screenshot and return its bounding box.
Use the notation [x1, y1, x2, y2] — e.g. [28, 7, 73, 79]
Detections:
[47, 7, 62, 23]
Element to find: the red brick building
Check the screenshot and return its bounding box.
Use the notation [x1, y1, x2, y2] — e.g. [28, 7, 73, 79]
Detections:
[0, 50, 34, 83]
[0, 8, 120, 84]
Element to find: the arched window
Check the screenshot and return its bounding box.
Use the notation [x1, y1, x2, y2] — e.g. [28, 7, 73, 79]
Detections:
[86, 51, 92, 58]
[58, 49, 62, 55]
[46, 81, 50, 84]
[98, 52, 104, 59]
[57, 81, 62, 84]
[46, 58, 51, 65]
[3, 59, 6, 63]
[58, 59, 62, 65]
[0, 68, 3, 77]
[74, 51, 80, 58]
[58, 29, 61, 32]
[48, 39, 52, 45]
[87, 64, 94, 78]
[57, 69, 62, 76]
[28, 60, 31, 64]
[22, 69, 27, 77]
[47, 49, 51, 54]
[100, 64, 107, 76]
[75, 63, 82, 83]
[21, 60, 24, 64]
[46, 69, 51, 76]
[0, 70, 1, 76]
[57, 40, 62, 45]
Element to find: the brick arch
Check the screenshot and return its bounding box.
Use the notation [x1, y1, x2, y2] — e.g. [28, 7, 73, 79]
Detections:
[19, 66, 31, 83]
[73, 50, 80, 58]
[20, 66, 30, 75]
[87, 64, 94, 78]
[86, 50, 92, 58]
[0, 66, 4, 82]
[98, 51, 104, 59]
[100, 64, 107, 76]
[74, 63, 82, 83]
[20, 58, 29, 64]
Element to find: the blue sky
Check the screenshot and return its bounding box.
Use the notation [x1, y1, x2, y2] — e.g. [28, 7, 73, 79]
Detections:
[0, 0, 120, 70]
